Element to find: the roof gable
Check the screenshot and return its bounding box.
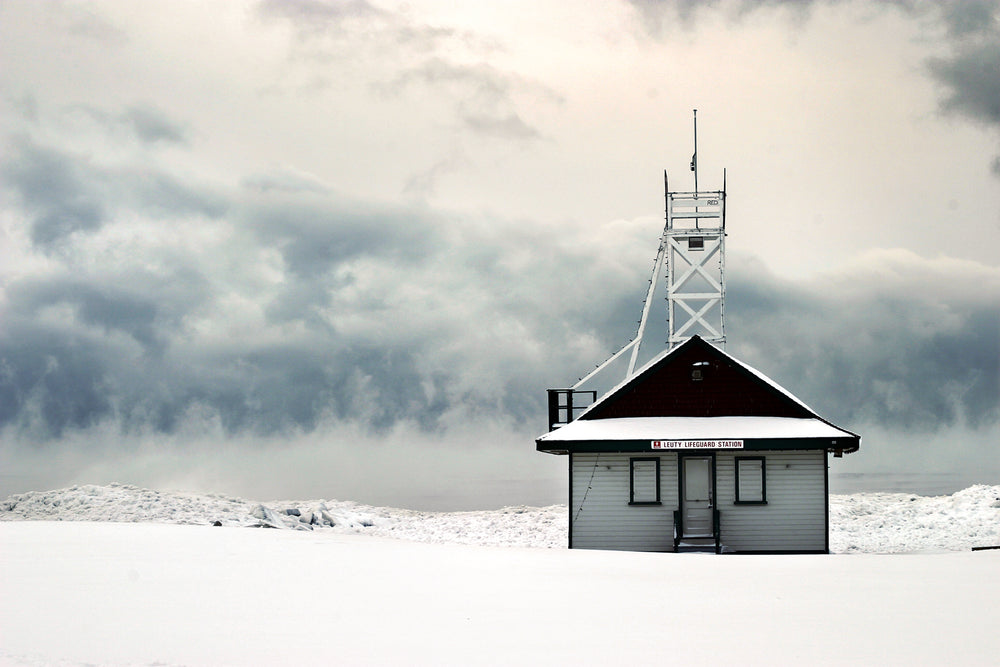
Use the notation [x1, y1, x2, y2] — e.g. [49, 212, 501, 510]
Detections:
[581, 336, 816, 420]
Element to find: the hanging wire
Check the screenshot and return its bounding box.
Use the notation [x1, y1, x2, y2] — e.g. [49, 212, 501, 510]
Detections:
[572, 453, 601, 525]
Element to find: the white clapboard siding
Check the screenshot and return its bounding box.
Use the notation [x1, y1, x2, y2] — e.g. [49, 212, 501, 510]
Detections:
[715, 450, 827, 552]
[571, 453, 678, 551]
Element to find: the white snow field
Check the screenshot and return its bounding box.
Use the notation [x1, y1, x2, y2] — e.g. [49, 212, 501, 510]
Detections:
[2, 485, 999, 666]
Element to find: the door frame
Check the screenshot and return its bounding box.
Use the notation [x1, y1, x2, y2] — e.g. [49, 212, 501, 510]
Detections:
[677, 451, 717, 539]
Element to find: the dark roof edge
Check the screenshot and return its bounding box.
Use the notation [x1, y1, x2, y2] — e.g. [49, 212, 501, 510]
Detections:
[536, 435, 861, 455]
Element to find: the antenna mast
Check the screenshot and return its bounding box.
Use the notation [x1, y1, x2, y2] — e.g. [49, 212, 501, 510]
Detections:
[691, 109, 698, 193]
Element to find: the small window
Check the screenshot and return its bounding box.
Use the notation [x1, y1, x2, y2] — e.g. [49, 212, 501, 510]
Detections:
[735, 457, 766, 504]
[629, 457, 661, 505]
[688, 236, 704, 251]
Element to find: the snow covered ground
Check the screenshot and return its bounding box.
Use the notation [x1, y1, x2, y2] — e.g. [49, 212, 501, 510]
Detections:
[4, 483, 999, 552]
[2, 484, 999, 666]
[0, 484, 568, 548]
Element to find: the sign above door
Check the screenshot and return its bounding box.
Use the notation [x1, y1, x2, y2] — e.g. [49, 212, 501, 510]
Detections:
[652, 440, 744, 449]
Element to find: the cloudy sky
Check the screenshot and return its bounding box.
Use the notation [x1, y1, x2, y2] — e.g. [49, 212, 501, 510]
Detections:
[1, 0, 998, 509]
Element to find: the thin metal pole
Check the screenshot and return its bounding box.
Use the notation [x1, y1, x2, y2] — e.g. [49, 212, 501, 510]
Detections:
[664, 170, 669, 229]
[692, 109, 698, 194]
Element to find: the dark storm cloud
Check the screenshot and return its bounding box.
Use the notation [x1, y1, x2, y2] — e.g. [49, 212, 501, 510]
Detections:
[120, 106, 189, 145]
[68, 104, 190, 145]
[1, 133, 225, 247]
[0, 325, 113, 439]
[627, 0, 998, 43]
[626, 0, 817, 32]
[0, 250, 220, 438]
[1, 137, 107, 246]
[0, 145, 528, 442]
[126, 343, 444, 435]
[0, 284, 448, 440]
[0, 102, 451, 441]
[725, 256, 999, 432]
[242, 193, 439, 281]
[938, 0, 999, 38]
[928, 39, 1000, 125]
[926, 1, 1000, 174]
[1, 201, 995, 450]
[1, 101, 993, 458]
[0, 157, 647, 445]
[119, 167, 227, 219]
[626, 0, 1000, 175]
[8, 279, 164, 354]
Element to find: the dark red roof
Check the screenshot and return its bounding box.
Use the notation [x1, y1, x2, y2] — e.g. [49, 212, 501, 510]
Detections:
[582, 336, 815, 420]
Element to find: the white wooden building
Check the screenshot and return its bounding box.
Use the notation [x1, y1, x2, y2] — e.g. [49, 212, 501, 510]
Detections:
[539, 139, 860, 552]
[537, 335, 861, 553]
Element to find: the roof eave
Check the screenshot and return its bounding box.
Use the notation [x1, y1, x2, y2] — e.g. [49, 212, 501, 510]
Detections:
[536, 435, 860, 455]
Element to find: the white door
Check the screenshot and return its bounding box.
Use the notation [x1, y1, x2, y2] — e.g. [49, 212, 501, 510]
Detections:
[682, 456, 713, 538]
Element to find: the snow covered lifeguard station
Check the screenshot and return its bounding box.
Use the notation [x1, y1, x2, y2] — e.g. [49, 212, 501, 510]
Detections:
[537, 128, 860, 553]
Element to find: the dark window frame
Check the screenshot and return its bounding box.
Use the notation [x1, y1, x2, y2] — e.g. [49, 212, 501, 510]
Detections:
[734, 456, 767, 505]
[629, 457, 661, 505]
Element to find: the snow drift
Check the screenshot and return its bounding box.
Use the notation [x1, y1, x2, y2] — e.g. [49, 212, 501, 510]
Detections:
[2, 484, 999, 666]
[2, 483, 999, 553]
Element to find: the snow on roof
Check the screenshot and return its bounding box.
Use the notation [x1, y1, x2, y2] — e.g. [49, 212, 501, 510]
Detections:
[538, 416, 856, 443]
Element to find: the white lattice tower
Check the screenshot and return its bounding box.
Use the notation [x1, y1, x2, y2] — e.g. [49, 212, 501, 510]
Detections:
[664, 187, 726, 348]
[547, 170, 727, 430]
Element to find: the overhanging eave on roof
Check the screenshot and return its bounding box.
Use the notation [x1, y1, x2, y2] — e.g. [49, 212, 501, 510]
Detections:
[536, 436, 860, 455]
